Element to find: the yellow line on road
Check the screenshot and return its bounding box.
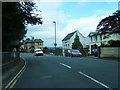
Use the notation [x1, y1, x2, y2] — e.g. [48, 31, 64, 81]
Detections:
[3, 57, 27, 89]
[9, 80, 17, 88]
[10, 60, 27, 89]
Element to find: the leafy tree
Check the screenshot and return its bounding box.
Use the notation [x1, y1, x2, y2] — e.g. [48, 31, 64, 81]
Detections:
[55, 48, 62, 56]
[72, 35, 83, 52]
[43, 47, 49, 53]
[2, 2, 42, 51]
[96, 10, 120, 33]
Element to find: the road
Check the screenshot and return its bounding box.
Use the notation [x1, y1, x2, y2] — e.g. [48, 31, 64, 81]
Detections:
[13, 53, 118, 89]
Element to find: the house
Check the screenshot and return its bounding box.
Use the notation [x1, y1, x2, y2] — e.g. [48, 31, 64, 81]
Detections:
[88, 28, 120, 54]
[62, 30, 89, 56]
[23, 38, 44, 52]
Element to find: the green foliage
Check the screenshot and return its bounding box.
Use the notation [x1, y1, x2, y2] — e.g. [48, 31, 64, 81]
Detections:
[2, 2, 42, 51]
[43, 47, 62, 56]
[72, 35, 83, 52]
[97, 10, 120, 33]
[43, 47, 49, 53]
[101, 40, 120, 47]
[55, 48, 62, 56]
[108, 40, 120, 47]
[100, 43, 109, 47]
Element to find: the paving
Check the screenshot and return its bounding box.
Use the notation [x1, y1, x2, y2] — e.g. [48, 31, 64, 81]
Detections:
[2, 58, 25, 89]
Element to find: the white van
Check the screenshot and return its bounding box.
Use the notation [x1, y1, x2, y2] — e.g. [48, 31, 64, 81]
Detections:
[34, 49, 43, 56]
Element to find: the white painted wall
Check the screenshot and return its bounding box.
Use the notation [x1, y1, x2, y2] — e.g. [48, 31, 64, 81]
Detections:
[62, 31, 89, 55]
[89, 33, 120, 54]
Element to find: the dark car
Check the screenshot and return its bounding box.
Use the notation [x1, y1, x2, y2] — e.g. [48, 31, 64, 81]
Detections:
[66, 49, 82, 58]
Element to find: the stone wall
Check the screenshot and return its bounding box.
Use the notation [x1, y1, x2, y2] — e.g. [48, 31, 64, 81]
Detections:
[100, 47, 120, 58]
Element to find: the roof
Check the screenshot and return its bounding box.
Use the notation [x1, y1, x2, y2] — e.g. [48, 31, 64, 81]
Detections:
[88, 32, 97, 37]
[25, 39, 43, 43]
[88, 27, 120, 37]
[62, 31, 77, 41]
[34, 39, 43, 42]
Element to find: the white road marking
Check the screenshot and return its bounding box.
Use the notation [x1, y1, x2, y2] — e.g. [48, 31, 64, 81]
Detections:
[79, 72, 113, 90]
[60, 63, 71, 69]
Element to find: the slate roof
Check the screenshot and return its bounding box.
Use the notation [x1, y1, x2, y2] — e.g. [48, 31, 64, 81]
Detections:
[25, 39, 43, 43]
[34, 39, 43, 42]
[88, 32, 98, 37]
[62, 31, 77, 41]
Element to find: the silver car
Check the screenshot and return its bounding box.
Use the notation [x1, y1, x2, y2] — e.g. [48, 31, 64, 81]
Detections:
[67, 49, 82, 58]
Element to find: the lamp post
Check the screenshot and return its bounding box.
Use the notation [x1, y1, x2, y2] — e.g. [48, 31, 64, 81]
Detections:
[53, 21, 57, 55]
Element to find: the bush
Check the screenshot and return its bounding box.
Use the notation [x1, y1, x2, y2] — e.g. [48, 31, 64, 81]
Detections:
[108, 40, 120, 47]
[101, 43, 109, 47]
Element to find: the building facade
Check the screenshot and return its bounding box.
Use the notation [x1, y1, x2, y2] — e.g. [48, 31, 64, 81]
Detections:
[88, 31, 120, 54]
[23, 38, 44, 52]
[62, 30, 89, 56]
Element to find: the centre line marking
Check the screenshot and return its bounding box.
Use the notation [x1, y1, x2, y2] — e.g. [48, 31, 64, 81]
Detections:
[79, 72, 113, 90]
[60, 63, 71, 69]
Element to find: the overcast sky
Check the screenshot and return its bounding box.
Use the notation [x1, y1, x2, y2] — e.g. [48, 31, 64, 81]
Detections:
[25, 0, 119, 47]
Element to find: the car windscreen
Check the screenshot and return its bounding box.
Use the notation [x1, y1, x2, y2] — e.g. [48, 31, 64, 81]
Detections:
[35, 50, 42, 52]
[72, 50, 80, 53]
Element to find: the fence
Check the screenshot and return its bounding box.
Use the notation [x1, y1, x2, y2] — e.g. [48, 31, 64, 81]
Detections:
[1, 52, 20, 73]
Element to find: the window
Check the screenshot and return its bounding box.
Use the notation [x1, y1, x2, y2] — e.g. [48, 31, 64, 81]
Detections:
[91, 37, 93, 42]
[95, 36, 97, 41]
[100, 35, 102, 41]
[39, 43, 43, 45]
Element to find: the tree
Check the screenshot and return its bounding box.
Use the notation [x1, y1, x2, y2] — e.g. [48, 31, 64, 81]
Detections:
[2, 2, 42, 51]
[72, 35, 83, 52]
[43, 47, 49, 53]
[55, 48, 62, 56]
[96, 10, 120, 34]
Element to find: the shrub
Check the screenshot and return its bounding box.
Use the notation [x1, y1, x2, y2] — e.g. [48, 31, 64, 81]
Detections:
[108, 40, 120, 47]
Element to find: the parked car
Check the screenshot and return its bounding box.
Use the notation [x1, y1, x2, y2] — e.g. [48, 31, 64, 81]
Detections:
[34, 49, 43, 56]
[66, 49, 82, 58]
[65, 50, 71, 56]
[92, 49, 97, 57]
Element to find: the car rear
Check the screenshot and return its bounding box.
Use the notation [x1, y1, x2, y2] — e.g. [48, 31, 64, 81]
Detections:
[71, 50, 82, 58]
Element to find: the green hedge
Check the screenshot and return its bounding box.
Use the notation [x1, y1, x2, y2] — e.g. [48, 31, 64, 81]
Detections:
[101, 40, 120, 47]
[108, 40, 120, 47]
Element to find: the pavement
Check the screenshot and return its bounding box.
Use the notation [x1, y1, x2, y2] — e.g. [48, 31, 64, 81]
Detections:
[87, 55, 120, 61]
[2, 57, 26, 89]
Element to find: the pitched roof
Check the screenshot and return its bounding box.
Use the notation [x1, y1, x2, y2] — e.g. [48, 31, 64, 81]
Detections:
[34, 39, 43, 42]
[25, 39, 43, 43]
[88, 32, 97, 37]
[62, 31, 77, 41]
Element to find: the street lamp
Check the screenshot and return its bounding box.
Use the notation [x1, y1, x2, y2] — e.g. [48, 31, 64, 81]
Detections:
[53, 21, 57, 55]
